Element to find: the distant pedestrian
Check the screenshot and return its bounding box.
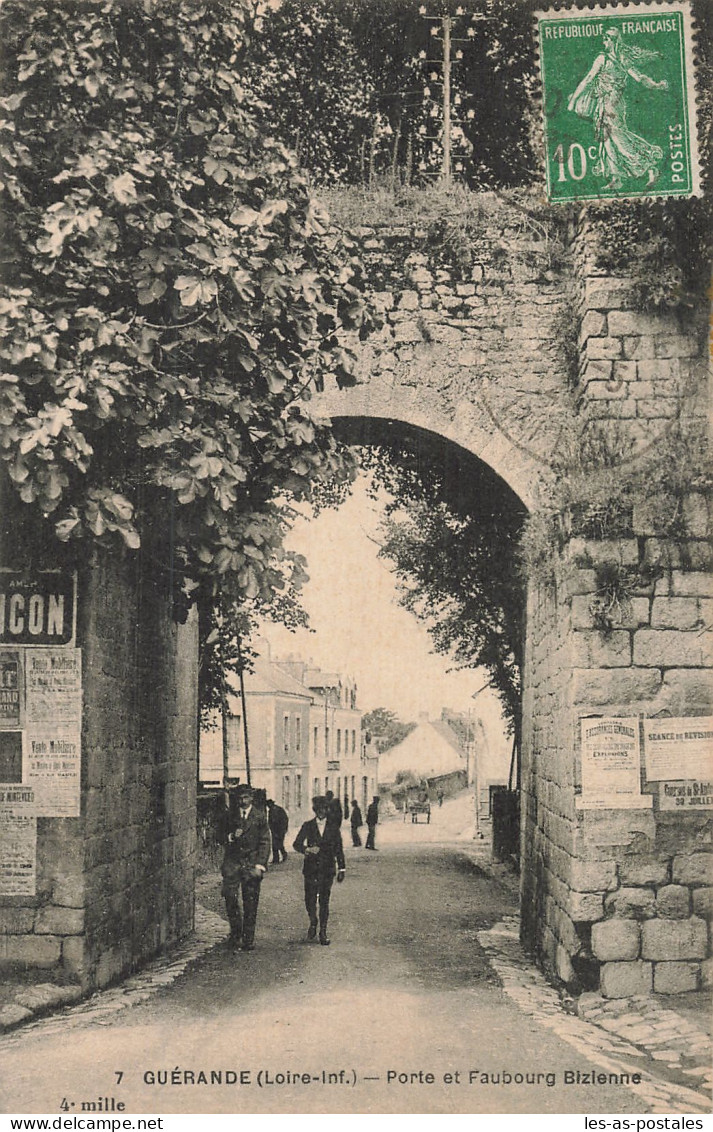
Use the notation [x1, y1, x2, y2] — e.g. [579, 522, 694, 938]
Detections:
[266, 798, 289, 864]
[365, 795, 379, 850]
[325, 789, 343, 825]
[220, 783, 270, 951]
[437, 790, 444, 808]
[350, 799, 363, 847]
[293, 796, 346, 945]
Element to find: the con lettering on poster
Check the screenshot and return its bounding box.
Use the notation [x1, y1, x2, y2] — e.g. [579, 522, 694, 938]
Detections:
[0, 651, 22, 729]
[577, 717, 651, 809]
[25, 648, 82, 725]
[25, 725, 81, 817]
[0, 785, 36, 896]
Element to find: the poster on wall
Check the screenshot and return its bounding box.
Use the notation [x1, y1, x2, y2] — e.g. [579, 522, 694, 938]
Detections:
[25, 725, 81, 818]
[24, 648, 82, 725]
[0, 651, 22, 728]
[644, 716, 713, 781]
[577, 717, 651, 809]
[658, 779, 713, 810]
[0, 784, 36, 896]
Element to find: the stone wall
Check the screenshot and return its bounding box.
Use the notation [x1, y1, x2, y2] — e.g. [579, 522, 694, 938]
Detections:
[317, 193, 577, 509]
[0, 487, 198, 990]
[520, 214, 712, 997]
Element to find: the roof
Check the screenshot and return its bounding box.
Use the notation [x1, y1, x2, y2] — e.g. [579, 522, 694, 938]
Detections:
[228, 656, 314, 704]
[378, 718, 466, 783]
[429, 719, 466, 755]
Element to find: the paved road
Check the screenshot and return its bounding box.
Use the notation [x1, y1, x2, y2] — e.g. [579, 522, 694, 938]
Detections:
[0, 816, 676, 1115]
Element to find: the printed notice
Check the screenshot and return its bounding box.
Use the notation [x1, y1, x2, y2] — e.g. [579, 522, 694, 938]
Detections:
[25, 647, 82, 725]
[577, 717, 651, 809]
[0, 784, 36, 895]
[0, 650, 21, 728]
[25, 724, 81, 817]
[644, 716, 713, 781]
[658, 778, 713, 811]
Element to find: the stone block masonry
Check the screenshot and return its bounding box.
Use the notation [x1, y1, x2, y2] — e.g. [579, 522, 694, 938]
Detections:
[0, 487, 198, 991]
[520, 211, 710, 998]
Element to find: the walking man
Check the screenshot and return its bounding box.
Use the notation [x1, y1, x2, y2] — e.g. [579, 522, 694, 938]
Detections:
[293, 796, 345, 945]
[350, 798, 363, 847]
[266, 798, 289, 864]
[365, 795, 379, 850]
[220, 783, 271, 951]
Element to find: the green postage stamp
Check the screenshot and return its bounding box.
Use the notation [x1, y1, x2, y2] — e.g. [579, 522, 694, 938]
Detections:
[536, 2, 700, 203]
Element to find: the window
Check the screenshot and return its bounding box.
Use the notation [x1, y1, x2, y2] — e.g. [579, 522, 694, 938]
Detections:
[295, 716, 301, 752]
[226, 714, 242, 754]
[325, 726, 329, 757]
[313, 727, 318, 757]
[325, 776, 329, 793]
[352, 729, 356, 754]
[337, 729, 341, 755]
[313, 777, 319, 797]
[295, 774, 302, 809]
[351, 775, 355, 800]
[283, 714, 289, 756]
[282, 774, 290, 810]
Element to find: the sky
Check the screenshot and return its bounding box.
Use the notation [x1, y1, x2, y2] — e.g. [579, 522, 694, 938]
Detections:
[256, 474, 510, 756]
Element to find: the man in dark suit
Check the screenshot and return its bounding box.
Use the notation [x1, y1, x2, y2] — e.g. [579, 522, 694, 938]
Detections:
[266, 798, 289, 864]
[220, 783, 271, 951]
[293, 796, 345, 945]
[350, 799, 363, 847]
[365, 795, 380, 850]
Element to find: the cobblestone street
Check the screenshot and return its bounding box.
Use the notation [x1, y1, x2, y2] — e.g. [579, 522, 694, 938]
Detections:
[1, 805, 710, 1115]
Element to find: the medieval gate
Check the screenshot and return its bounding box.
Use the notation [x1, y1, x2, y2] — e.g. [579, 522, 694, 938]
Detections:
[1, 192, 710, 998]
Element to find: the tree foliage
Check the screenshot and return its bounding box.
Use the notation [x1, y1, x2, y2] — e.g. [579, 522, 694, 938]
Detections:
[244, 0, 390, 185]
[361, 706, 416, 752]
[255, 0, 539, 187]
[360, 436, 525, 738]
[0, 0, 371, 674]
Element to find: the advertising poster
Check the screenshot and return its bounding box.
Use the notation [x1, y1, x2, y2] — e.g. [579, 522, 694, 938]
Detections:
[0, 784, 36, 896]
[643, 716, 713, 781]
[24, 648, 82, 726]
[0, 651, 21, 729]
[658, 779, 713, 811]
[578, 717, 650, 809]
[25, 725, 81, 819]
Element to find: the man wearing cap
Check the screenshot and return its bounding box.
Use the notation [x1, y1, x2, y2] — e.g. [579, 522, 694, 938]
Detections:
[220, 783, 271, 951]
[292, 796, 345, 945]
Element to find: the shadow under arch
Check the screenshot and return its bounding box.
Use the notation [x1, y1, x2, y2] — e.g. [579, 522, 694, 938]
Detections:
[331, 415, 529, 525]
[316, 383, 541, 512]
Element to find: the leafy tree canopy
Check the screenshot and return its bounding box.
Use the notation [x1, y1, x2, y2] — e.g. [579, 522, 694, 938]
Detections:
[255, 0, 539, 187]
[362, 707, 416, 752]
[0, 0, 371, 677]
[245, 0, 390, 185]
[359, 435, 526, 738]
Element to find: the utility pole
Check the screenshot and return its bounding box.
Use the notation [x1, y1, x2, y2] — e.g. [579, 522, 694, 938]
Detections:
[442, 15, 452, 184]
[236, 635, 251, 787]
[418, 6, 494, 182]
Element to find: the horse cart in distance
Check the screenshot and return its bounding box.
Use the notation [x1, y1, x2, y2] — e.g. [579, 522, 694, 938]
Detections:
[404, 786, 431, 824]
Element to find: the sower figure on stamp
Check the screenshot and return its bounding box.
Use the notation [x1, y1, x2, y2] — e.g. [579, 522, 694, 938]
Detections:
[266, 798, 289, 864]
[567, 27, 668, 190]
[220, 783, 270, 951]
[293, 796, 345, 945]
